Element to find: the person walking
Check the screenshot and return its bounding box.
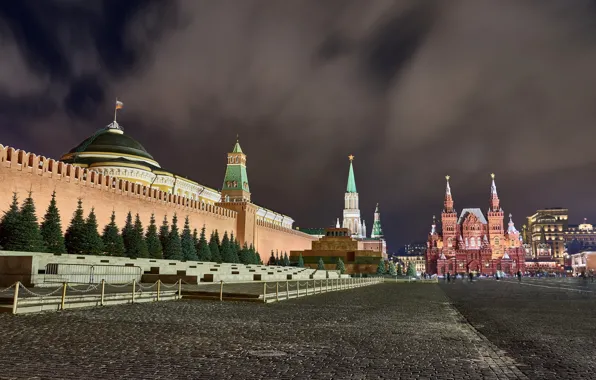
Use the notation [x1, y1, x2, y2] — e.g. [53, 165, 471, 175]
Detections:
[447, 272, 451, 283]
[517, 270, 522, 283]
[468, 272, 473, 283]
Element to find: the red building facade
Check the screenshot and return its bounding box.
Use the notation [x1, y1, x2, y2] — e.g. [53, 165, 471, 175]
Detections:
[426, 175, 526, 276]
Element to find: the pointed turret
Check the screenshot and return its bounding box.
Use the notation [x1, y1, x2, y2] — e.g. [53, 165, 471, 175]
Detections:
[444, 175, 454, 212]
[221, 137, 251, 202]
[430, 215, 437, 235]
[371, 203, 384, 238]
[489, 173, 500, 211]
[336, 218, 340, 228]
[507, 213, 519, 234]
[346, 154, 357, 193]
[361, 220, 366, 238]
[342, 155, 362, 237]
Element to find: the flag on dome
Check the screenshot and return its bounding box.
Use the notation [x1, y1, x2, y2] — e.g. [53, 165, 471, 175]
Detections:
[115, 100, 123, 110]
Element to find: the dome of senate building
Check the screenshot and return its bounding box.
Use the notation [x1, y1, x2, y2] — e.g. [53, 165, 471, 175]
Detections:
[60, 123, 160, 168]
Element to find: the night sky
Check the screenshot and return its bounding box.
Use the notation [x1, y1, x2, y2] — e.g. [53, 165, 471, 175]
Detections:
[2, 1, 596, 253]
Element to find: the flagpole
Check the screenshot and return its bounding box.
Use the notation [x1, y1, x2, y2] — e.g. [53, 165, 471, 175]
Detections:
[114, 99, 118, 123]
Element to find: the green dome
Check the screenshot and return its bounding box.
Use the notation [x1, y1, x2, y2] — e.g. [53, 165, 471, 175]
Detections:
[62, 128, 156, 163]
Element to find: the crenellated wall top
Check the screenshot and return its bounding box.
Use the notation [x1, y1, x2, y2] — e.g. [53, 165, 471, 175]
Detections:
[0, 144, 237, 220]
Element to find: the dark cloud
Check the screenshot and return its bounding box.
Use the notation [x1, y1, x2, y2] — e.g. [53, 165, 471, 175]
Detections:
[2, 0, 596, 251]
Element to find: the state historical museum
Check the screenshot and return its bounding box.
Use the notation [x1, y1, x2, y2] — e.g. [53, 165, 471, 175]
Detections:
[425, 175, 526, 276]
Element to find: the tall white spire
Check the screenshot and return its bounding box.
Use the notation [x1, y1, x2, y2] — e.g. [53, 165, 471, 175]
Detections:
[342, 155, 362, 238]
[336, 218, 340, 228]
[490, 173, 498, 196]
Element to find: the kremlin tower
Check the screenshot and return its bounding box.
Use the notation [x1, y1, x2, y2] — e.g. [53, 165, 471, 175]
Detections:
[342, 155, 364, 238]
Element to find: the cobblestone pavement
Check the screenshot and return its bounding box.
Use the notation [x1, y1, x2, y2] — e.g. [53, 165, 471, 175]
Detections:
[0, 283, 530, 380]
[441, 278, 596, 379]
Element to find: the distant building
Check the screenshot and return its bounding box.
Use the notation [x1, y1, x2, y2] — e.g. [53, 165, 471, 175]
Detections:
[564, 219, 596, 254]
[524, 208, 568, 263]
[394, 255, 426, 274]
[569, 251, 596, 275]
[426, 174, 526, 276]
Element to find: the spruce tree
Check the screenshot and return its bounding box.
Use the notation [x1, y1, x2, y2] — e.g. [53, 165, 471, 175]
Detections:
[209, 230, 222, 262]
[65, 199, 87, 254]
[181, 216, 198, 261]
[268, 251, 275, 265]
[388, 261, 397, 276]
[298, 253, 305, 268]
[317, 257, 325, 270]
[102, 211, 125, 257]
[165, 213, 183, 260]
[230, 232, 240, 263]
[276, 251, 281, 266]
[145, 213, 162, 259]
[336, 258, 346, 274]
[406, 262, 416, 277]
[84, 208, 104, 255]
[376, 259, 386, 275]
[239, 242, 251, 264]
[158, 214, 169, 252]
[121, 212, 134, 257]
[214, 229, 222, 253]
[396, 263, 403, 276]
[40, 191, 66, 253]
[254, 251, 262, 265]
[220, 231, 235, 263]
[197, 225, 212, 262]
[283, 252, 290, 266]
[249, 244, 259, 264]
[133, 214, 149, 258]
[192, 228, 199, 248]
[0, 192, 20, 250]
[12, 192, 45, 252]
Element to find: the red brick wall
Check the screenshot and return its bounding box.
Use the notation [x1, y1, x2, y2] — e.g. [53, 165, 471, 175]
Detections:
[255, 221, 316, 263]
[0, 145, 237, 241]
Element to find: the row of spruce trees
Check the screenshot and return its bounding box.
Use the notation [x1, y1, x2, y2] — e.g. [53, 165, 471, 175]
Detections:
[374, 260, 416, 276]
[0, 192, 263, 265]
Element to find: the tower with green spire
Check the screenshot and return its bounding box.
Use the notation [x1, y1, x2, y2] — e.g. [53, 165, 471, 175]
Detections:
[342, 155, 363, 238]
[221, 137, 251, 202]
[371, 203, 384, 239]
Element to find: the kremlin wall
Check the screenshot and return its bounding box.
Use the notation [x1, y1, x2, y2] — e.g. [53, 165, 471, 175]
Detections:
[0, 121, 316, 262]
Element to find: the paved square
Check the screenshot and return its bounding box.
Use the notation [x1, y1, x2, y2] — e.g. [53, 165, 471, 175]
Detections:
[0, 280, 592, 379]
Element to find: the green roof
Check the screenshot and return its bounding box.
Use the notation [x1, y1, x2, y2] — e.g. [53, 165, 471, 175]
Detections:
[63, 128, 155, 162]
[232, 141, 243, 153]
[298, 227, 326, 235]
[222, 158, 249, 192]
[346, 160, 357, 193]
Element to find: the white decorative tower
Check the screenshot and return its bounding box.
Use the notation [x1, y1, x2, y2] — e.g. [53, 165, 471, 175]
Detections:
[342, 155, 363, 238]
[371, 203, 383, 239]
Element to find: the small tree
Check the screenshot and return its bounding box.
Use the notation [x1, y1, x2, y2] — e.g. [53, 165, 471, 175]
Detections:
[317, 257, 325, 270]
[238, 242, 251, 264]
[40, 191, 66, 253]
[249, 244, 259, 264]
[192, 228, 199, 248]
[181, 216, 198, 261]
[122, 212, 134, 257]
[336, 258, 346, 274]
[102, 211, 125, 257]
[197, 225, 212, 262]
[388, 261, 397, 276]
[145, 213, 162, 259]
[65, 199, 87, 254]
[406, 262, 416, 277]
[84, 208, 104, 255]
[376, 259, 386, 275]
[268, 251, 275, 265]
[283, 252, 290, 266]
[276, 251, 281, 266]
[297, 253, 305, 268]
[220, 231, 235, 263]
[0, 193, 20, 250]
[396, 263, 403, 276]
[254, 250, 262, 265]
[209, 230, 222, 262]
[165, 213, 183, 260]
[158, 214, 169, 251]
[230, 232, 240, 263]
[133, 214, 149, 258]
[13, 192, 45, 252]
[214, 230, 222, 253]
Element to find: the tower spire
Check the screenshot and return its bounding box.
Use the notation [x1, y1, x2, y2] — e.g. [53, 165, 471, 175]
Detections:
[489, 173, 500, 211]
[346, 155, 357, 193]
[221, 138, 250, 202]
[444, 175, 454, 212]
[371, 203, 383, 238]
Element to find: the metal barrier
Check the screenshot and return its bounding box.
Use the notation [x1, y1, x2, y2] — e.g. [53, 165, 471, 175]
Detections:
[260, 276, 383, 303]
[5, 279, 182, 315]
[43, 263, 142, 284]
